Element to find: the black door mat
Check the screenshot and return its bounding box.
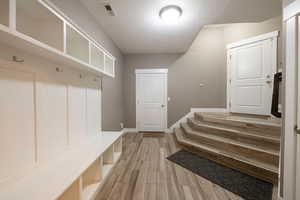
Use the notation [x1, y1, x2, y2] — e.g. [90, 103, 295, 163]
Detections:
[167, 150, 273, 200]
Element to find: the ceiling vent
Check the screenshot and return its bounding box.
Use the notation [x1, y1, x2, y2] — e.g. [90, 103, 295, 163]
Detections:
[103, 3, 115, 16]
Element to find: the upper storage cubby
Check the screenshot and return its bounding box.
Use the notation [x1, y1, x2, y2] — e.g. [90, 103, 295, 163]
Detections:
[66, 25, 89, 64]
[91, 44, 105, 71]
[0, 0, 115, 77]
[105, 55, 114, 76]
[16, 0, 64, 51]
[0, 0, 9, 27]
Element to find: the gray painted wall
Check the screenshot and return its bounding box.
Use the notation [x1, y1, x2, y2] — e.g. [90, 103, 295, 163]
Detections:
[124, 16, 282, 128]
[123, 54, 182, 128]
[50, 0, 125, 131]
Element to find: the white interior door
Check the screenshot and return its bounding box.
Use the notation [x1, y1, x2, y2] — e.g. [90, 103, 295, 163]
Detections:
[136, 69, 167, 132]
[228, 32, 278, 115]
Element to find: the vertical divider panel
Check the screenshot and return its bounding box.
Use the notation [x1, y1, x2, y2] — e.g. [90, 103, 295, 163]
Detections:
[9, 0, 16, 29]
[63, 21, 67, 53]
[88, 41, 92, 65]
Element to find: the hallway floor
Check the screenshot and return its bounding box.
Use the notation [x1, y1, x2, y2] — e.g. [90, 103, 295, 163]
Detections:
[95, 132, 278, 200]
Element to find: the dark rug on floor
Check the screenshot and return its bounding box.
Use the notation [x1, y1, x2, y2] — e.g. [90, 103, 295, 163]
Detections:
[167, 150, 273, 200]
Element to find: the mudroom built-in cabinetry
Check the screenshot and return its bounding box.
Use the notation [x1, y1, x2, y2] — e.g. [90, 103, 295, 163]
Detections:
[0, 0, 122, 200]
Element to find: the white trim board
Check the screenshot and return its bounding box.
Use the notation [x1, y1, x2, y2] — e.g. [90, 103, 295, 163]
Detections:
[122, 128, 137, 133]
[226, 31, 279, 49]
[135, 68, 168, 74]
[284, 0, 300, 21]
[166, 108, 228, 133]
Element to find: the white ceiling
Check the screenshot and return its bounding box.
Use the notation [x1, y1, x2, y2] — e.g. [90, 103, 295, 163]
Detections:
[81, 0, 281, 54]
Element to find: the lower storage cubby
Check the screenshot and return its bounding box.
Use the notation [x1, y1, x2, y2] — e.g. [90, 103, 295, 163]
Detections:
[81, 157, 103, 200]
[0, 129, 123, 200]
[114, 138, 122, 162]
[102, 146, 114, 178]
[58, 179, 81, 200]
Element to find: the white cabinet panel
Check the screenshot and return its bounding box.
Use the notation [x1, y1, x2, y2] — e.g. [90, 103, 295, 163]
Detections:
[68, 86, 87, 145]
[36, 82, 68, 163]
[87, 88, 101, 136]
[0, 68, 35, 183]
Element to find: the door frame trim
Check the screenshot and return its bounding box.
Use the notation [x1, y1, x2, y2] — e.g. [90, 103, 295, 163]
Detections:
[135, 68, 168, 132]
[227, 31, 279, 49]
[226, 31, 279, 114]
[135, 68, 168, 74]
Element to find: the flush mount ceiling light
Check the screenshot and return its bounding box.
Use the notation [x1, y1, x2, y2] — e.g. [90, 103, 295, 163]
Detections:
[159, 5, 182, 24]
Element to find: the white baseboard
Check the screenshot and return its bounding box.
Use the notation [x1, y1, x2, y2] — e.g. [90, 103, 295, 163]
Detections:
[122, 128, 137, 133]
[166, 107, 228, 133]
[190, 108, 228, 113]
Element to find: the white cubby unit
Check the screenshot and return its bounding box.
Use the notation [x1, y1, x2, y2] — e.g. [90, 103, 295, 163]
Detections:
[0, 0, 115, 77]
[0, 131, 124, 200]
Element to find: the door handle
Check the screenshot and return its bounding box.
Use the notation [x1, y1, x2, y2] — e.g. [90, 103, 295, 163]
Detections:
[161, 104, 165, 108]
[271, 72, 282, 118]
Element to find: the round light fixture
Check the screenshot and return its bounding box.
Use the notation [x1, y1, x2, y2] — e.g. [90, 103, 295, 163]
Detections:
[159, 5, 182, 24]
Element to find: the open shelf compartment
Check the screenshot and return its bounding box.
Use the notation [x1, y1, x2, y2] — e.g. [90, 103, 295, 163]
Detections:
[102, 145, 114, 178]
[81, 157, 103, 200]
[16, 0, 64, 51]
[58, 178, 81, 200]
[113, 137, 122, 162]
[0, 0, 9, 27]
[0, 0, 116, 77]
[66, 24, 89, 64]
[91, 43, 105, 71]
[105, 55, 114, 76]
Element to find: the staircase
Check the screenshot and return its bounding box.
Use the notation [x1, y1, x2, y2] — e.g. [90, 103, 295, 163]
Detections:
[174, 112, 281, 183]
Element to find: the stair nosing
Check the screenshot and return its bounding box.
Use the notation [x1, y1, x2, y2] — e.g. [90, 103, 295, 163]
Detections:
[174, 128, 278, 173]
[195, 113, 281, 128]
[189, 117, 281, 143]
[181, 123, 279, 156]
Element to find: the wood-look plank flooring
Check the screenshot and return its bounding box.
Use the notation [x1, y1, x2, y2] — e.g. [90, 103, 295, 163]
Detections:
[95, 133, 278, 200]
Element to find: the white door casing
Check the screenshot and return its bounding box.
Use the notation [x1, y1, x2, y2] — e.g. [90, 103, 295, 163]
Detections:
[136, 69, 167, 132]
[227, 31, 278, 115]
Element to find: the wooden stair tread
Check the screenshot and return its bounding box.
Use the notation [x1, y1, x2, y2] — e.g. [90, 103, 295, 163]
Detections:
[189, 117, 281, 143]
[196, 112, 281, 129]
[174, 128, 278, 174]
[181, 123, 279, 156]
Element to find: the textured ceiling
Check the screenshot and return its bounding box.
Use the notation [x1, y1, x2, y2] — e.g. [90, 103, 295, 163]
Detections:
[81, 0, 282, 54]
